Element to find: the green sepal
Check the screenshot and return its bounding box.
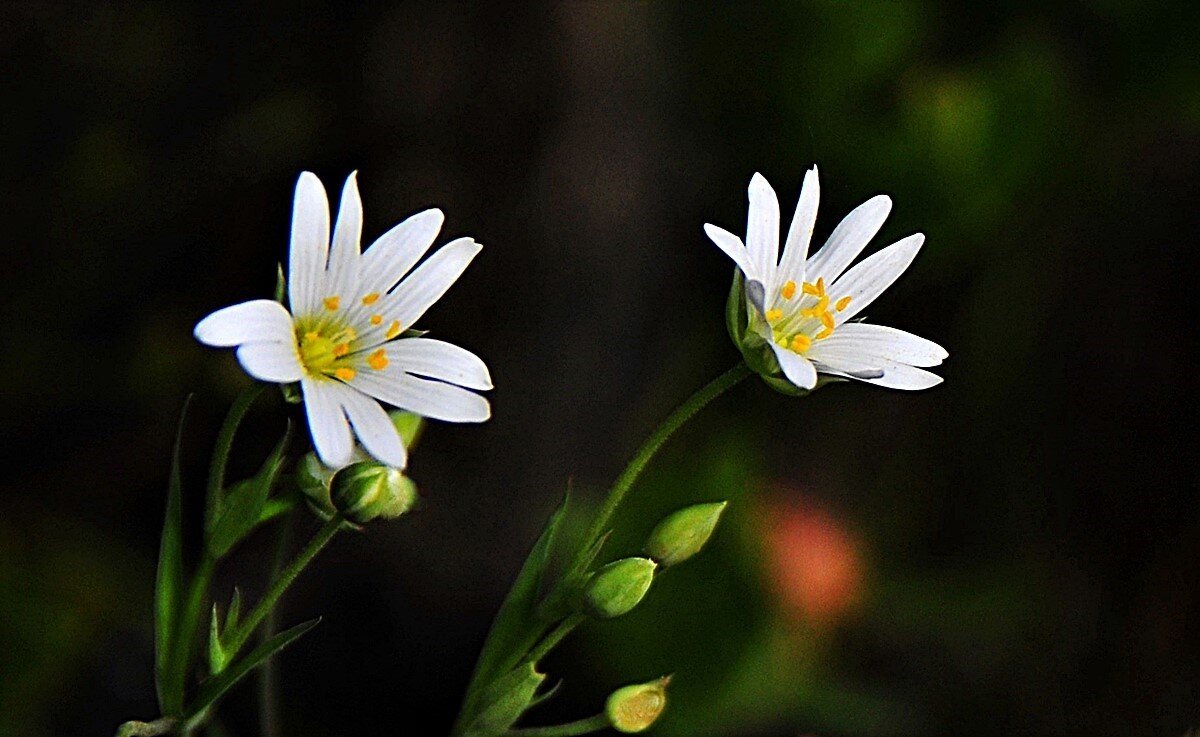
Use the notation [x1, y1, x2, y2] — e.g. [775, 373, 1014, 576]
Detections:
[389, 410, 424, 450]
[207, 424, 291, 558]
[280, 382, 302, 404]
[465, 662, 546, 735]
[208, 605, 227, 674]
[274, 263, 287, 304]
[583, 557, 657, 619]
[184, 617, 320, 727]
[154, 396, 192, 715]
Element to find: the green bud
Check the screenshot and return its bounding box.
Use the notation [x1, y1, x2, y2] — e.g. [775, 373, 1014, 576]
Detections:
[330, 461, 418, 524]
[605, 676, 671, 733]
[644, 501, 727, 567]
[467, 662, 546, 734]
[584, 557, 657, 619]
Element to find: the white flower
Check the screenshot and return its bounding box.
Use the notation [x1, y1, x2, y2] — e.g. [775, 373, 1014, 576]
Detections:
[195, 172, 492, 469]
[706, 166, 947, 391]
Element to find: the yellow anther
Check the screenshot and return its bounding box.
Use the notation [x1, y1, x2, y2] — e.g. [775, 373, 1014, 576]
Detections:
[334, 367, 356, 381]
[816, 326, 833, 340]
[802, 282, 821, 297]
[790, 334, 812, 352]
[385, 321, 402, 340]
[370, 314, 383, 326]
[362, 292, 380, 306]
[368, 349, 389, 370]
[816, 277, 826, 294]
[765, 308, 783, 322]
[781, 281, 797, 300]
[333, 343, 350, 358]
[304, 331, 320, 342]
[835, 296, 852, 312]
[323, 296, 340, 311]
[821, 312, 836, 330]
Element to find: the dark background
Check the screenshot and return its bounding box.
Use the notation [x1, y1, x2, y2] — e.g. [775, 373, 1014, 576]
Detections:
[1, 2, 1198, 735]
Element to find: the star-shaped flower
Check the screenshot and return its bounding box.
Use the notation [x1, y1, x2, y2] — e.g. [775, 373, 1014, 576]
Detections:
[706, 166, 947, 391]
[195, 172, 492, 468]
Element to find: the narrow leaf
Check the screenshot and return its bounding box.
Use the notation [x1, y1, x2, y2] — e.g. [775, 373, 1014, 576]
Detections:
[224, 588, 241, 637]
[208, 425, 290, 558]
[185, 618, 320, 724]
[155, 395, 192, 715]
[454, 495, 569, 731]
[208, 605, 227, 674]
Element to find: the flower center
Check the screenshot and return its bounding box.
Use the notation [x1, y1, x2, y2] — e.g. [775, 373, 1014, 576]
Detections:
[763, 277, 852, 354]
[297, 322, 359, 381]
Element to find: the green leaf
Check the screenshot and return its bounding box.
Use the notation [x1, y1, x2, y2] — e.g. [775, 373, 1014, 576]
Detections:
[453, 495, 570, 732]
[208, 604, 227, 674]
[273, 263, 287, 304]
[465, 662, 546, 735]
[155, 395, 192, 715]
[207, 425, 290, 558]
[224, 588, 241, 635]
[205, 385, 264, 533]
[184, 618, 320, 727]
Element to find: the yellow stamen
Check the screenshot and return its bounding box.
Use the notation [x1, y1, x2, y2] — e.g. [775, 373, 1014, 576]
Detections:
[332, 343, 350, 358]
[821, 312, 836, 330]
[334, 367, 356, 381]
[765, 308, 783, 322]
[790, 334, 812, 352]
[368, 349, 388, 370]
[781, 281, 797, 300]
[835, 296, 852, 312]
[323, 296, 340, 311]
[385, 321, 402, 340]
[370, 314, 383, 326]
[304, 331, 319, 342]
[801, 281, 821, 297]
[816, 326, 833, 340]
[816, 277, 826, 295]
[362, 292, 380, 306]
[814, 295, 829, 313]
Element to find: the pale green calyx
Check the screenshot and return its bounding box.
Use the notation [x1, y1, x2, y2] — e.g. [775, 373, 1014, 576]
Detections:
[584, 557, 657, 619]
[644, 501, 727, 568]
[605, 676, 671, 733]
[466, 662, 546, 735]
[330, 461, 418, 524]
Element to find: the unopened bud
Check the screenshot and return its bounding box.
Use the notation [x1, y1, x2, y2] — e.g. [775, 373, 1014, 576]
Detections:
[605, 676, 671, 733]
[330, 461, 417, 524]
[644, 502, 727, 568]
[584, 557, 656, 619]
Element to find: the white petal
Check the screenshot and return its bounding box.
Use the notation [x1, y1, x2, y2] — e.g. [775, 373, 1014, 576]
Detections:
[381, 338, 493, 390]
[806, 344, 886, 376]
[327, 172, 363, 297]
[339, 388, 407, 468]
[829, 233, 924, 324]
[359, 208, 445, 297]
[806, 194, 892, 285]
[385, 237, 481, 329]
[838, 363, 943, 391]
[776, 166, 820, 289]
[769, 343, 817, 390]
[288, 172, 331, 316]
[235, 341, 304, 383]
[810, 323, 947, 367]
[350, 369, 490, 423]
[746, 173, 781, 289]
[302, 378, 354, 468]
[703, 223, 754, 278]
[194, 299, 295, 347]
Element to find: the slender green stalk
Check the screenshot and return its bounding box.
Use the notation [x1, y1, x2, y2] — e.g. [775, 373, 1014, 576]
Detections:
[224, 514, 342, 658]
[569, 362, 750, 576]
[258, 512, 294, 737]
[525, 614, 584, 666]
[504, 715, 609, 737]
[166, 552, 215, 711]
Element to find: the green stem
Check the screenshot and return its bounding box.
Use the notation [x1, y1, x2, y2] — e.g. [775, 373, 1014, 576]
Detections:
[525, 614, 584, 666]
[206, 385, 264, 530]
[258, 512, 294, 737]
[224, 514, 342, 658]
[505, 715, 609, 737]
[570, 362, 750, 576]
[167, 552, 215, 711]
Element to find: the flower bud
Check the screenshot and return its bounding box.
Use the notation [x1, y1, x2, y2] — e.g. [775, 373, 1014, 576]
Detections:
[605, 676, 671, 733]
[330, 461, 418, 524]
[584, 557, 657, 619]
[644, 502, 727, 568]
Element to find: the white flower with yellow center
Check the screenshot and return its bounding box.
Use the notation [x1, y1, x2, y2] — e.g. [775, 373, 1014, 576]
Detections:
[195, 172, 492, 469]
[706, 167, 947, 391]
